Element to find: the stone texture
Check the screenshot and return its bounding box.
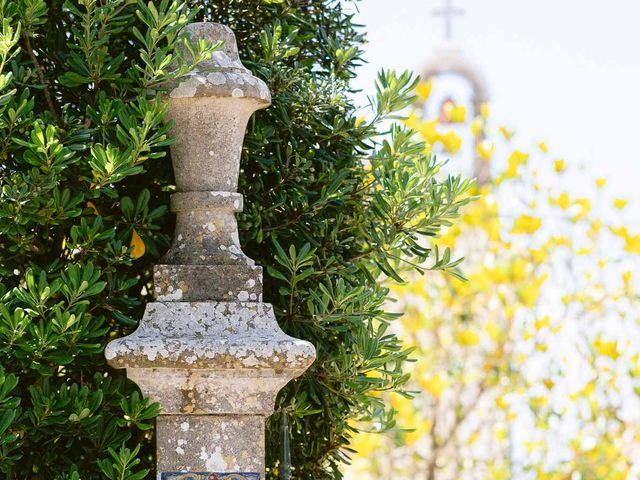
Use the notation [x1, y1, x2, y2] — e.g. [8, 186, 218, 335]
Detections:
[104, 22, 316, 479]
[161, 193, 251, 267]
[105, 302, 315, 414]
[154, 266, 262, 302]
[157, 415, 264, 474]
[163, 24, 270, 193]
[164, 97, 268, 192]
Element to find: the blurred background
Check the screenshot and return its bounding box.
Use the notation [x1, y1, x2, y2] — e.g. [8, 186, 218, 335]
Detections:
[343, 1, 640, 479]
[350, 0, 640, 209]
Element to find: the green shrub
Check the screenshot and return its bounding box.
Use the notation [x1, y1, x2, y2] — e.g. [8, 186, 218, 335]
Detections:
[0, 0, 472, 479]
[0, 0, 214, 478]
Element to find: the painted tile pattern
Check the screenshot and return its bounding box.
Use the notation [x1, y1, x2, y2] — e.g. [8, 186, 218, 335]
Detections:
[161, 473, 260, 480]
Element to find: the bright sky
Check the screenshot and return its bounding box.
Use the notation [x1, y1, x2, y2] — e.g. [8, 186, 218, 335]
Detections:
[349, 0, 640, 213]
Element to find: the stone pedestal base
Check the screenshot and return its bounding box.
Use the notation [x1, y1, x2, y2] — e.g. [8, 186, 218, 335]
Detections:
[157, 415, 264, 479]
[105, 300, 315, 477]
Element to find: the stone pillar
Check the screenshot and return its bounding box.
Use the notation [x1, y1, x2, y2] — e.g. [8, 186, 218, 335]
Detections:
[105, 23, 316, 480]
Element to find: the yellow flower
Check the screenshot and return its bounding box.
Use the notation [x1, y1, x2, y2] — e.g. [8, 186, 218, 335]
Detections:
[555, 192, 571, 210]
[419, 373, 447, 398]
[481, 102, 490, 119]
[489, 466, 510, 480]
[130, 229, 146, 259]
[510, 257, 528, 282]
[554, 159, 565, 172]
[469, 271, 490, 290]
[517, 273, 548, 307]
[611, 225, 640, 253]
[581, 381, 596, 398]
[440, 129, 462, 154]
[538, 141, 549, 153]
[623, 270, 632, 288]
[389, 392, 412, 411]
[405, 422, 429, 445]
[487, 266, 508, 284]
[349, 430, 381, 458]
[404, 110, 421, 130]
[485, 320, 501, 342]
[354, 115, 366, 127]
[456, 329, 480, 346]
[613, 198, 628, 209]
[529, 247, 547, 263]
[577, 246, 593, 256]
[504, 150, 529, 178]
[499, 126, 514, 141]
[609, 225, 629, 238]
[511, 214, 542, 234]
[419, 119, 440, 143]
[543, 378, 555, 390]
[524, 440, 545, 452]
[529, 395, 549, 409]
[534, 316, 550, 330]
[494, 428, 508, 444]
[471, 117, 483, 137]
[572, 198, 592, 222]
[624, 234, 640, 254]
[437, 225, 460, 248]
[595, 177, 607, 188]
[476, 140, 494, 161]
[593, 336, 619, 360]
[550, 235, 571, 247]
[449, 105, 466, 123]
[415, 78, 433, 101]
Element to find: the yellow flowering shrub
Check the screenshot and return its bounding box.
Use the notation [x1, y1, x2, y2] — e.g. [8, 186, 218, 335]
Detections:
[345, 85, 640, 480]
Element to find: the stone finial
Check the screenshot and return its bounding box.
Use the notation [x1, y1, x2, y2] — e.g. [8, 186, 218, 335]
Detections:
[166, 22, 270, 193]
[105, 22, 316, 478]
[178, 23, 245, 72]
[152, 22, 273, 303]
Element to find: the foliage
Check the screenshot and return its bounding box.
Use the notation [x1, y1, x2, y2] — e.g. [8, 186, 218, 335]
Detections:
[0, 0, 215, 477]
[346, 82, 640, 479]
[192, 4, 473, 478]
[1, 0, 473, 477]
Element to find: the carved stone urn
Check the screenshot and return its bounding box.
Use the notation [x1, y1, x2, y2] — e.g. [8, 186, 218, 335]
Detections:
[105, 23, 316, 479]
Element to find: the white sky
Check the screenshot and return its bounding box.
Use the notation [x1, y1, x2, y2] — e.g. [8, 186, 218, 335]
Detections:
[349, 0, 640, 211]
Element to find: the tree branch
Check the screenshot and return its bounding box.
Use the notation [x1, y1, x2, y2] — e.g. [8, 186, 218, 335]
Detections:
[22, 31, 59, 121]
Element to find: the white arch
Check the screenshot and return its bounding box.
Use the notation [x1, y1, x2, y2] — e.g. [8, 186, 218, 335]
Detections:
[420, 42, 490, 108]
[419, 42, 491, 184]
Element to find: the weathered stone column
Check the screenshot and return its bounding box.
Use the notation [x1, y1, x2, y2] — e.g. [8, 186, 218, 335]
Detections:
[105, 23, 316, 480]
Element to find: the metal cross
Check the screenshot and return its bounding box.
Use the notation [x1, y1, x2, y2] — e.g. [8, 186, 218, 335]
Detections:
[433, 0, 464, 40]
